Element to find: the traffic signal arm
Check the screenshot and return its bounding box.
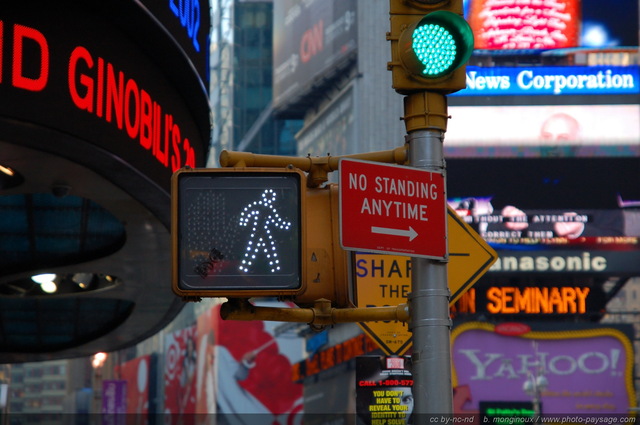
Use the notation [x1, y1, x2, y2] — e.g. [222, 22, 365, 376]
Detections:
[221, 298, 410, 326]
[219, 146, 408, 188]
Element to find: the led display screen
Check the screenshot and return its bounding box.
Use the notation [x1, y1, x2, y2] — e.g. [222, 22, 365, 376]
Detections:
[465, 0, 638, 51]
[0, 2, 210, 191]
[447, 157, 640, 275]
[446, 104, 640, 158]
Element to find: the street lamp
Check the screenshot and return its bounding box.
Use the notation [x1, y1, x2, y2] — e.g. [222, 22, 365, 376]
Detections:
[522, 342, 548, 417]
[91, 352, 108, 413]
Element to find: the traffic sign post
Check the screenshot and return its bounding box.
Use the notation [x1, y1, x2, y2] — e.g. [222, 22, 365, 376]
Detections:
[387, 0, 475, 415]
[339, 159, 446, 259]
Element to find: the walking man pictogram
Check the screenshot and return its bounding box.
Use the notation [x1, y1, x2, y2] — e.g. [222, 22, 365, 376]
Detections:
[238, 189, 292, 273]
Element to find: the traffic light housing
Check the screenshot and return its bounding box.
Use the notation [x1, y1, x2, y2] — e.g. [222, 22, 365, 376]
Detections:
[388, 0, 474, 94]
[171, 167, 352, 308]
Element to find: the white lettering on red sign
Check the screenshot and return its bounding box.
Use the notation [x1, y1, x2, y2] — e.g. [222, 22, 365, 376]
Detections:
[340, 160, 446, 259]
[349, 173, 438, 222]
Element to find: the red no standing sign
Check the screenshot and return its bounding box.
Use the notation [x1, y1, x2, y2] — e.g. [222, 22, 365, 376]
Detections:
[339, 159, 447, 259]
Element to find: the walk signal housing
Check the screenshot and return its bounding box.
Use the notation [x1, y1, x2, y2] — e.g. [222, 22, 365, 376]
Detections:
[171, 167, 352, 308]
[388, 0, 474, 94]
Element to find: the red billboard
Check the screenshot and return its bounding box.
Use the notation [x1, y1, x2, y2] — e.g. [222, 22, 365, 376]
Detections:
[163, 303, 304, 424]
[468, 0, 580, 50]
[164, 324, 198, 418]
[115, 355, 152, 416]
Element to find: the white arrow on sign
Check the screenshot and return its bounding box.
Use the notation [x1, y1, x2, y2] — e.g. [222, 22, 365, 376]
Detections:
[371, 226, 418, 241]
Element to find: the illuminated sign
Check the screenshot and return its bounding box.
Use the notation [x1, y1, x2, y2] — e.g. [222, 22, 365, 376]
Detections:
[446, 157, 640, 276]
[168, 0, 203, 52]
[486, 286, 590, 315]
[488, 251, 640, 276]
[451, 323, 636, 414]
[466, 0, 639, 51]
[452, 66, 640, 96]
[452, 284, 604, 317]
[292, 333, 379, 382]
[491, 253, 606, 273]
[480, 401, 536, 423]
[0, 3, 210, 191]
[139, 0, 211, 84]
[445, 105, 640, 156]
[468, 0, 580, 50]
[173, 169, 303, 295]
[67, 46, 196, 171]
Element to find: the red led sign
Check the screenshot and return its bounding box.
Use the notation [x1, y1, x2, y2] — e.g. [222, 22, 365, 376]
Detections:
[0, 2, 210, 195]
[468, 0, 580, 50]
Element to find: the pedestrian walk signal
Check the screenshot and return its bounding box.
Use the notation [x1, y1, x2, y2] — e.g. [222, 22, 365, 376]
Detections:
[171, 168, 305, 298]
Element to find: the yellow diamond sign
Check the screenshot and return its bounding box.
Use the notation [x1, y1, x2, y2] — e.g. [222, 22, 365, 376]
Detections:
[355, 206, 498, 355]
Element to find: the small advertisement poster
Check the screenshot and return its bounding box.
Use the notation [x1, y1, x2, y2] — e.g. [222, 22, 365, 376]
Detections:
[163, 324, 198, 419]
[102, 380, 127, 414]
[115, 355, 151, 417]
[356, 356, 414, 425]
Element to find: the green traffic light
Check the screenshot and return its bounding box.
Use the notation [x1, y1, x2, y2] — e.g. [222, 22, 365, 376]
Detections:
[404, 10, 474, 79]
[412, 23, 457, 76]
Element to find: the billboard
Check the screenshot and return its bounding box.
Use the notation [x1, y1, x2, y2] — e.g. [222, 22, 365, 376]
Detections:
[465, 0, 638, 51]
[468, 0, 580, 51]
[455, 66, 640, 97]
[451, 322, 636, 414]
[273, 0, 357, 115]
[447, 156, 640, 275]
[446, 104, 640, 157]
[162, 304, 304, 423]
[115, 355, 153, 417]
[456, 0, 640, 98]
[0, 1, 210, 192]
[444, 104, 640, 158]
[102, 380, 127, 415]
[164, 324, 198, 418]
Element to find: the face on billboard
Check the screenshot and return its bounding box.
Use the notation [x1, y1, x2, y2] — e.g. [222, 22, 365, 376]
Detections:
[446, 104, 640, 157]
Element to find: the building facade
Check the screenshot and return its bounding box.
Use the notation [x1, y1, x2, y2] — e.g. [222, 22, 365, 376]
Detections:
[209, 0, 301, 166]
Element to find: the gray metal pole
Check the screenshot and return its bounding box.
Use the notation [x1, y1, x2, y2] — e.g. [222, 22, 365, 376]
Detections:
[408, 127, 453, 417]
